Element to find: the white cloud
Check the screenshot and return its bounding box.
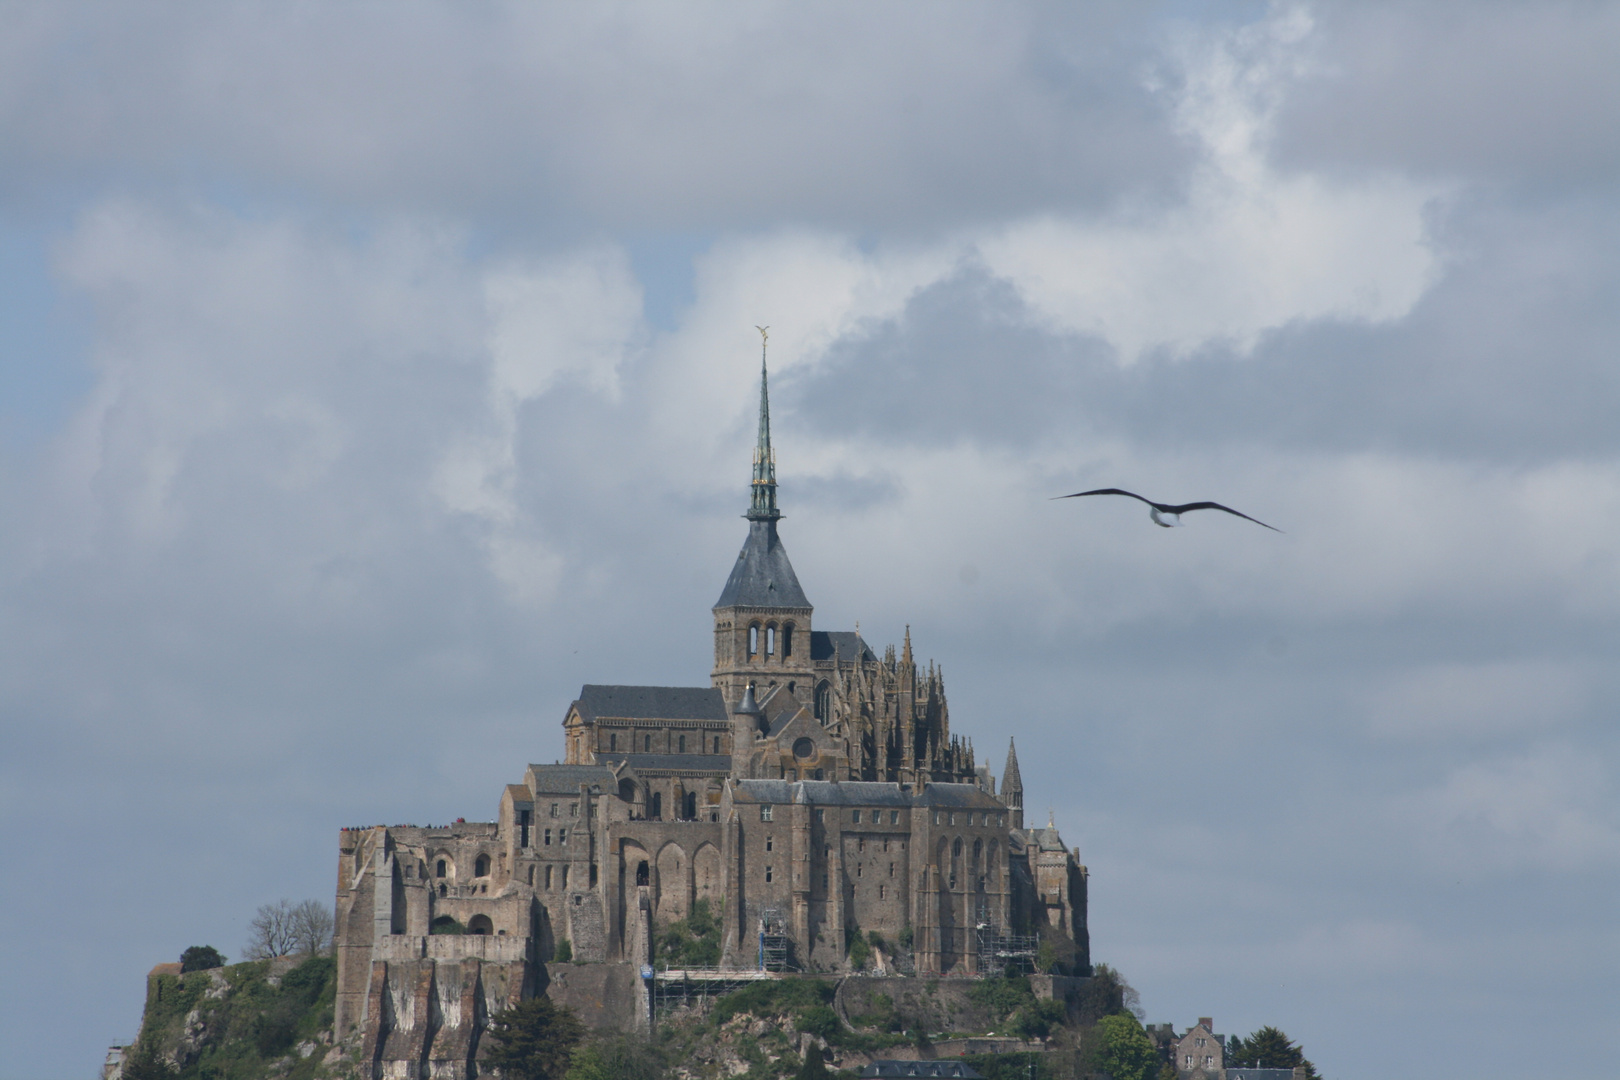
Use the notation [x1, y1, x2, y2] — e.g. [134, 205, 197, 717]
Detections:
[978, 4, 1445, 361]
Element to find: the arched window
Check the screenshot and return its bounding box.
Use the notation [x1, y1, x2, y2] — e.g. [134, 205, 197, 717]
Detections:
[609, 733, 617, 752]
[651, 792, 662, 820]
[526, 866, 534, 886]
[684, 792, 697, 818]
[713, 735, 721, 754]
[438, 884, 447, 897]
[468, 915, 494, 936]
[545, 866, 553, 889]
[748, 624, 760, 656]
[814, 681, 831, 722]
[636, 861, 650, 886]
[766, 624, 776, 655]
[781, 624, 793, 658]
[953, 838, 963, 858]
[475, 854, 490, 877]
[436, 859, 447, 879]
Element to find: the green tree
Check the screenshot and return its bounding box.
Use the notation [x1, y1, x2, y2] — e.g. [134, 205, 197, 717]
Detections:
[552, 939, 573, 963]
[1008, 998, 1066, 1041]
[565, 1034, 663, 1080]
[795, 1045, 831, 1079]
[1094, 1013, 1157, 1080]
[179, 945, 225, 973]
[120, 1042, 178, 1080]
[484, 997, 586, 1080]
[1227, 1026, 1319, 1079]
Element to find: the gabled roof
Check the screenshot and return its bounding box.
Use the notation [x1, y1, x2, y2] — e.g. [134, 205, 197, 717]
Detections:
[810, 630, 876, 663]
[714, 519, 811, 610]
[524, 764, 618, 795]
[570, 685, 727, 723]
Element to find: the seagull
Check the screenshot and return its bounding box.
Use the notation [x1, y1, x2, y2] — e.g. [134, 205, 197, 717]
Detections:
[1054, 488, 1281, 532]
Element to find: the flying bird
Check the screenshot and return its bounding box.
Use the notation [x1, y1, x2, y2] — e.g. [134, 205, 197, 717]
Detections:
[1055, 488, 1281, 532]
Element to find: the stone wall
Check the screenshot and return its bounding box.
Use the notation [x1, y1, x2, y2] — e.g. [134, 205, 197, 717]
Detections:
[540, 962, 646, 1033]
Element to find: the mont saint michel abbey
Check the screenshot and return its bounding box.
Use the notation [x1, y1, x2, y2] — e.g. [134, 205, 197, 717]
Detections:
[332, 353, 1090, 1071]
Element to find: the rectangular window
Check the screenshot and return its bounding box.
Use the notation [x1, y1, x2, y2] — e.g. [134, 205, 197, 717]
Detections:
[949, 812, 956, 826]
[858, 838, 865, 853]
[765, 865, 773, 883]
[822, 871, 828, 889]
[544, 829, 552, 846]
[713, 735, 721, 753]
[550, 803, 558, 818]
[560, 866, 568, 889]
[610, 733, 617, 752]
[934, 811, 941, 825]
[856, 864, 862, 877]
[852, 810, 861, 823]
[644, 734, 651, 752]
[998, 814, 1005, 827]
[888, 862, 894, 877]
[760, 805, 773, 821]
[815, 808, 824, 823]
[678, 734, 686, 753]
[545, 866, 552, 889]
[766, 836, 773, 852]
[559, 829, 567, 845]
[890, 810, 899, 824]
[879, 885, 885, 899]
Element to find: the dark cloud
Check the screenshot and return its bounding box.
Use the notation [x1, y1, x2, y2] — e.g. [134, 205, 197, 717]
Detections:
[1274, 2, 1620, 191]
[0, 3, 1191, 232]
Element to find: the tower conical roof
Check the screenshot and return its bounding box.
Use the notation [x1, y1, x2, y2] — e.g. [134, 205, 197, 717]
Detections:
[1002, 737, 1023, 794]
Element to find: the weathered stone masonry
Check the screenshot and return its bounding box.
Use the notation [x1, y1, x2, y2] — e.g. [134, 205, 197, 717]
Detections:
[333, 353, 1089, 1070]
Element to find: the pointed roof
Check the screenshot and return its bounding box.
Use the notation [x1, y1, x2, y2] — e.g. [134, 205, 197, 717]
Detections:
[716, 331, 810, 610]
[714, 519, 811, 609]
[1002, 737, 1023, 794]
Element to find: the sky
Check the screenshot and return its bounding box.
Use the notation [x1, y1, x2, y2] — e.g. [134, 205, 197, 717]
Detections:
[1, 3, 1617, 1078]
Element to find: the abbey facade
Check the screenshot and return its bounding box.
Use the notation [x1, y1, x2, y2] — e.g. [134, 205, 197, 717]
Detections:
[332, 356, 1089, 1075]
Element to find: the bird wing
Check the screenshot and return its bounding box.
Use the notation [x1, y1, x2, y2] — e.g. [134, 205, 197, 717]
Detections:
[1052, 487, 1161, 508]
[1161, 501, 1282, 532]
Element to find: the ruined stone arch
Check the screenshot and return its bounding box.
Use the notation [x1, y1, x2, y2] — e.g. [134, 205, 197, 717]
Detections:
[656, 842, 689, 923]
[693, 842, 721, 903]
[467, 914, 494, 935]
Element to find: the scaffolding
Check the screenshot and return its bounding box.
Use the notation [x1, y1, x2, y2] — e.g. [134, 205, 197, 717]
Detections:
[757, 907, 792, 971]
[975, 920, 1039, 973]
[650, 966, 776, 1016]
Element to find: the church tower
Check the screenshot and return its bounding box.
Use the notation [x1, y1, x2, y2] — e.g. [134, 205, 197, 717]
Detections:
[712, 331, 815, 714]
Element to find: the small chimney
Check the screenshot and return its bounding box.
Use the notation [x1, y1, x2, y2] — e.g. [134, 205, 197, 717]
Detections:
[1198, 1017, 1213, 1031]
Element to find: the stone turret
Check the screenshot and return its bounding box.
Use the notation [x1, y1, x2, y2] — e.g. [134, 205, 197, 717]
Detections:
[1002, 737, 1024, 829]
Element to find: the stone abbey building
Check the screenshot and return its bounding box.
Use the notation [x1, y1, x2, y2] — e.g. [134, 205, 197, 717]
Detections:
[332, 353, 1089, 1074]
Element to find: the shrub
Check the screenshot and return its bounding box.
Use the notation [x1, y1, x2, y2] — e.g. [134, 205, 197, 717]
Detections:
[180, 946, 226, 973]
[898, 924, 914, 950]
[552, 938, 573, 963]
[967, 974, 1036, 1022]
[794, 1005, 841, 1039]
[846, 930, 871, 970]
[430, 916, 467, 935]
[656, 900, 721, 968]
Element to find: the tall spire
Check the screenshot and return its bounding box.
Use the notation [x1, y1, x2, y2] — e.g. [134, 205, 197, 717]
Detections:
[748, 326, 780, 521]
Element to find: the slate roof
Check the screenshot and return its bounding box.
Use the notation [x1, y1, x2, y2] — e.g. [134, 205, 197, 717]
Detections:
[810, 630, 876, 663]
[714, 520, 811, 610]
[570, 685, 728, 723]
[595, 753, 732, 774]
[524, 764, 618, 795]
[860, 1062, 984, 1078]
[731, 780, 1003, 810]
[504, 784, 533, 804]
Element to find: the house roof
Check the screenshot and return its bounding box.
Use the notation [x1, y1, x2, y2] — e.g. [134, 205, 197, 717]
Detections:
[714, 519, 811, 610]
[570, 685, 728, 724]
[524, 764, 618, 795]
[595, 753, 732, 775]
